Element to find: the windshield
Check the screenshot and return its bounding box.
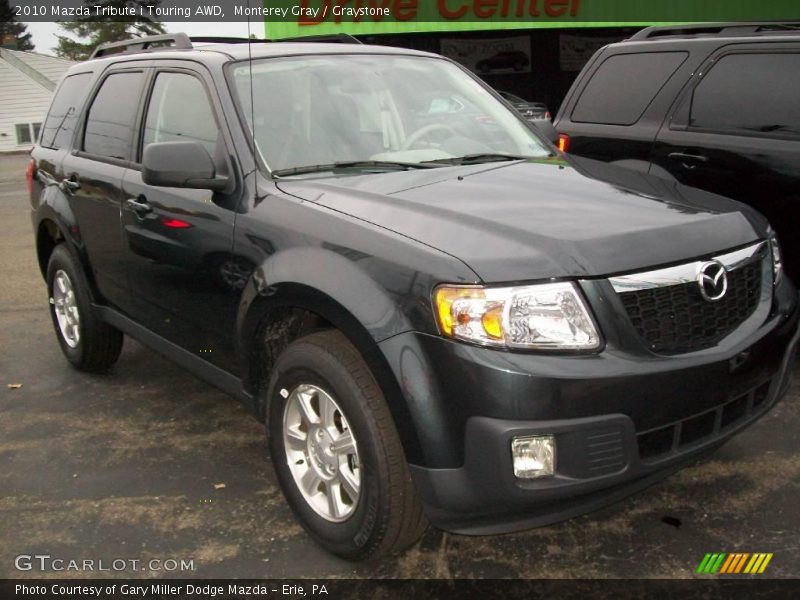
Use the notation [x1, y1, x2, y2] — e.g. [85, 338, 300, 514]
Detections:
[231, 54, 551, 175]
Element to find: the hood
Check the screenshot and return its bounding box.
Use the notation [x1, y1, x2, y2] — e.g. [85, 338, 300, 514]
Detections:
[276, 156, 765, 282]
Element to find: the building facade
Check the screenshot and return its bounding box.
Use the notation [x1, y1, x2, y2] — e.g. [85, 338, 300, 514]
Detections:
[0, 49, 73, 153]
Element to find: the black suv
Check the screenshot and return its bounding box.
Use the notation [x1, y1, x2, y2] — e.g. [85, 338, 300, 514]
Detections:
[28, 33, 799, 560]
[554, 22, 800, 278]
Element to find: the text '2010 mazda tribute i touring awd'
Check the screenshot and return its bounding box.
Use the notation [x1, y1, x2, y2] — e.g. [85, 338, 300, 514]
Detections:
[28, 34, 799, 560]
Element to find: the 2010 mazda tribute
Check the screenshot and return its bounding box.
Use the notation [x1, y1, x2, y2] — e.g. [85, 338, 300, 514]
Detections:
[27, 33, 799, 560]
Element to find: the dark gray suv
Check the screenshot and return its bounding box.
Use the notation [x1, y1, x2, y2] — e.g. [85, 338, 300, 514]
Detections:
[28, 32, 799, 559]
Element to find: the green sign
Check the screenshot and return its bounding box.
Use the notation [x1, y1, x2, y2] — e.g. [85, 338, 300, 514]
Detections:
[264, 0, 800, 39]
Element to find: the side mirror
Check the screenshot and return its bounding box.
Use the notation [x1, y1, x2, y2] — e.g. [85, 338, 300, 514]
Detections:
[142, 141, 228, 191]
[530, 119, 558, 144]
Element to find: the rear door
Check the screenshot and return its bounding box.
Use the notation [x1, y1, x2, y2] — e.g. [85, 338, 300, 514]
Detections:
[60, 66, 149, 312]
[120, 63, 243, 374]
[652, 45, 800, 276]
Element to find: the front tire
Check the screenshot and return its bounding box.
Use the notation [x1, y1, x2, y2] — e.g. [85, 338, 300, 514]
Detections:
[46, 244, 123, 372]
[266, 330, 427, 560]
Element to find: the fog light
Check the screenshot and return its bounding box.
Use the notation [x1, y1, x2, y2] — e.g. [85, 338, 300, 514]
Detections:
[512, 435, 556, 479]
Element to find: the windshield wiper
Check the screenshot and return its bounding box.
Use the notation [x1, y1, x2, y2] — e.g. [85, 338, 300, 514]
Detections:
[272, 160, 440, 178]
[423, 153, 532, 166]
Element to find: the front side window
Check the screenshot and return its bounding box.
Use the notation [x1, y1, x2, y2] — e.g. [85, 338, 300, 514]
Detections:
[231, 54, 551, 174]
[83, 71, 145, 160]
[142, 72, 219, 158]
[690, 53, 800, 137]
[41, 72, 92, 149]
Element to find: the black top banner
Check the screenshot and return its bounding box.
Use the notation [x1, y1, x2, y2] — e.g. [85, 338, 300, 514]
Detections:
[6, 0, 800, 25]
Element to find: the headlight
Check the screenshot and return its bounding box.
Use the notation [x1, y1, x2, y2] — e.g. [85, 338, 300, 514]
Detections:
[434, 282, 601, 351]
[768, 229, 782, 285]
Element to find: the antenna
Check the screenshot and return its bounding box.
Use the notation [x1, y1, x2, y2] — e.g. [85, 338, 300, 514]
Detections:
[246, 0, 258, 199]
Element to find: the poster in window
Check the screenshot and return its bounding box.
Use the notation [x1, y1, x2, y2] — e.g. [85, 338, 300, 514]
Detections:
[559, 34, 624, 71]
[441, 37, 532, 75]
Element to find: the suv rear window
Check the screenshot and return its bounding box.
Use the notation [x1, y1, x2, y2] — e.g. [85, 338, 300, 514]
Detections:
[83, 71, 145, 160]
[571, 52, 688, 126]
[690, 53, 800, 137]
[41, 72, 92, 149]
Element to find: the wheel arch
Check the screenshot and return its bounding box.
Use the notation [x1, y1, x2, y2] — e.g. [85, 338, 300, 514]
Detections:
[34, 188, 83, 276]
[237, 249, 423, 464]
[36, 217, 65, 279]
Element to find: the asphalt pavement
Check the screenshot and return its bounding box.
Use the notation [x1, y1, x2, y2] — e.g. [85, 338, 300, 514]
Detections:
[2, 153, 799, 579]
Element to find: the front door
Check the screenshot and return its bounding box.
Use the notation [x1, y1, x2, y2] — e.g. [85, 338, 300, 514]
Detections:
[120, 67, 243, 374]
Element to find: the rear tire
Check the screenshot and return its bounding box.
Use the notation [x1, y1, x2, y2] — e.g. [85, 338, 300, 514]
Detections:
[266, 330, 427, 560]
[46, 244, 123, 372]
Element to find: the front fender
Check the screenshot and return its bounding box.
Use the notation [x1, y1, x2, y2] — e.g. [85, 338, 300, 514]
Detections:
[236, 246, 426, 463]
[237, 246, 414, 349]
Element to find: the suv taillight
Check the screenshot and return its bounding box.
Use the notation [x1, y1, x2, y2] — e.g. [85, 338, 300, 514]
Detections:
[26, 159, 36, 196]
[545, 111, 552, 121]
[557, 134, 570, 153]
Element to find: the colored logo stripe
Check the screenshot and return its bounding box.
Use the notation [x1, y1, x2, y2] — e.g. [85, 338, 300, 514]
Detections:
[745, 553, 773, 574]
[697, 553, 726, 574]
[698, 553, 773, 574]
[720, 553, 749, 573]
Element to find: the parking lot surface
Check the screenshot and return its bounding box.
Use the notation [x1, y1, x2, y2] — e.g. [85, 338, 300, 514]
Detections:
[2, 153, 799, 579]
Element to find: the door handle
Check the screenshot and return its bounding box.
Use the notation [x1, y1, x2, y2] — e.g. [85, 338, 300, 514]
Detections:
[59, 176, 80, 194]
[126, 196, 152, 215]
[667, 152, 708, 169]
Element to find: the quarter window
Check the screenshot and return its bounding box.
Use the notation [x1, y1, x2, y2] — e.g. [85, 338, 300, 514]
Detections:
[571, 52, 688, 126]
[690, 53, 800, 137]
[41, 72, 92, 149]
[83, 71, 145, 160]
[142, 72, 219, 158]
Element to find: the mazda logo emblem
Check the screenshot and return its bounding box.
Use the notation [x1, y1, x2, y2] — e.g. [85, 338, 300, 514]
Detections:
[697, 260, 728, 302]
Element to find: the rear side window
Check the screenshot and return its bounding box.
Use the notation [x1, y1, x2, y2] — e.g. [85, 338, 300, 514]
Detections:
[690, 53, 800, 137]
[571, 52, 688, 125]
[41, 72, 92, 149]
[83, 71, 145, 160]
[142, 72, 219, 158]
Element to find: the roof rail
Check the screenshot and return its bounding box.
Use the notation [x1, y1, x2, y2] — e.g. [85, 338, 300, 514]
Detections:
[188, 36, 264, 45]
[629, 21, 800, 41]
[276, 33, 363, 44]
[185, 34, 362, 45]
[88, 31, 363, 60]
[88, 33, 192, 59]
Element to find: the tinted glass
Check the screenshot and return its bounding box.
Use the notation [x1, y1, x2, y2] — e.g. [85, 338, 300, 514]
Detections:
[83, 71, 145, 160]
[41, 73, 92, 149]
[142, 72, 219, 158]
[690, 53, 800, 136]
[571, 52, 688, 125]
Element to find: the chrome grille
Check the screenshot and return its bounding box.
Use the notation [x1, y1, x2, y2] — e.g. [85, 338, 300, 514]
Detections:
[609, 243, 766, 355]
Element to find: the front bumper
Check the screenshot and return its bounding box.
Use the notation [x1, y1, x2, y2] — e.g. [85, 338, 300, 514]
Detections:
[378, 291, 799, 534]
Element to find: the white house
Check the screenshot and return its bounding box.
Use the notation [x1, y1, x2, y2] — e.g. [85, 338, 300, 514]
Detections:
[0, 49, 74, 153]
